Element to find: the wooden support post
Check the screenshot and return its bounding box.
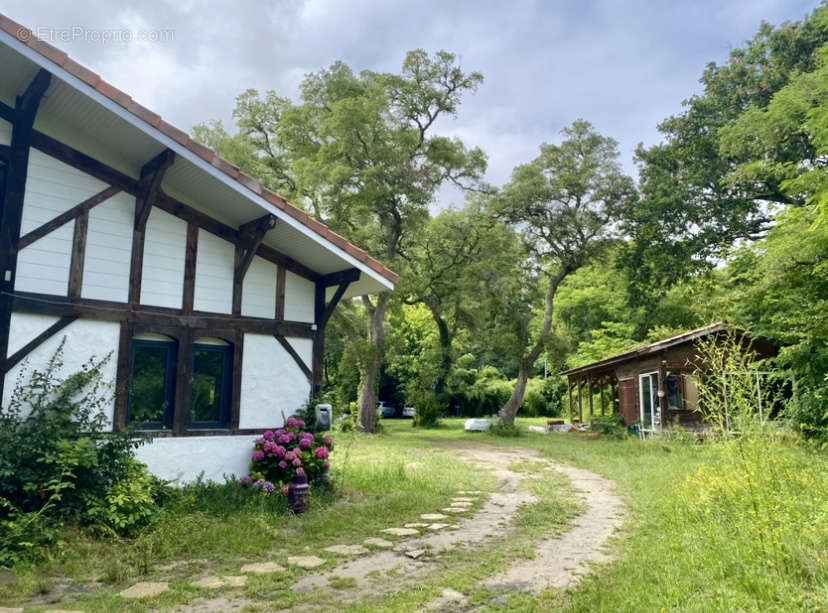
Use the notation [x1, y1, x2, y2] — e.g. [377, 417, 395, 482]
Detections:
[0, 69, 51, 402]
[113, 319, 134, 431]
[173, 328, 193, 435]
[68, 209, 88, 299]
[182, 222, 198, 314]
[588, 374, 594, 420]
[568, 379, 574, 423]
[128, 149, 175, 305]
[233, 214, 277, 314]
[577, 378, 583, 423]
[600, 378, 606, 416]
[275, 265, 286, 320]
[310, 275, 356, 396]
[230, 328, 243, 430]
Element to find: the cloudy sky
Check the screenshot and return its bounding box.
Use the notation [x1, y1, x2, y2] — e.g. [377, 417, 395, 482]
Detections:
[4, 0, 820, 207]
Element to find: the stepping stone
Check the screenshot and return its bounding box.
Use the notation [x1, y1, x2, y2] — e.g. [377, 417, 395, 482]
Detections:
[456, 490, 482, 495]
[364, 537, 394, 548]
[0, 608, 22, 613]
[119, 581, 169, 598]
[441, 588, 466, 602]
[428, 523, 450, 531]
[288, 555, 326, 569]
[452, 497, 476, 502]
[192, 575, 247, 589]
[403, 549, 426, 559]
[323, 544, 369, 556]
[240, 561, 285, 574]
[420, 513, 448, 520]
[442, 507, 468, 513]
[381, 527, 420, 537]
[45, 610, 85, 613]
[404, 522, 430, 528]
[450, 501, 472, 507]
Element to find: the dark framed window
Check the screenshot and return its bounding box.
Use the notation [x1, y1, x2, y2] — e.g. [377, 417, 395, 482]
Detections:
[189, 339, 232, 429]
[128, 337, 177, 429]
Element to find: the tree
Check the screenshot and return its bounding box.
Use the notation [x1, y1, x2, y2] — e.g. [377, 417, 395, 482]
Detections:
[196, 51, 486, 433]
[400, 204, 519, 406]
[626, 6, 828, 301]
[495, 120, 636, 424]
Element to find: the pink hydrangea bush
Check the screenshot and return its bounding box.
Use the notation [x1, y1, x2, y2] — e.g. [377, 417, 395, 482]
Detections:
[239, 416, 333, 494]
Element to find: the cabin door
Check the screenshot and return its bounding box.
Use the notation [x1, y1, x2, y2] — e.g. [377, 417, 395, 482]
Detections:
[638, 372, 661, 431]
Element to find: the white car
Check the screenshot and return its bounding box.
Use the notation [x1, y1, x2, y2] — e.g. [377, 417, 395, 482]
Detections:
[402, 406, 415, 418]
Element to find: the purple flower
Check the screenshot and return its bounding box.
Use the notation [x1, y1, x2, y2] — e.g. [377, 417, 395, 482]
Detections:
[324, 435, 333, 448]
[296, 420, 306, 429]
[315, 447, 329, 460]
[285, 450, 295, 462]
[263, 441, 275, 454]
[263, 430, 276, 441]
[296, 467, 306, 477]
[278, 434, 291, 445]
[252, 450, 265, 462]
[301, 431, 313, 440]
[256, 437, 266, 446]
[299, 438, 311, 450]
[252, 479, 265, 489]
[288, 432, 297, 442]
[286, 417, 299, 428]
[274, 445, 286, 458]
[278, 460, 287, 469]
[262, 481, 275, 494]
[238, 475, 252, 486]
[292, 457, 302, 467]
[280, 485, 289, 495]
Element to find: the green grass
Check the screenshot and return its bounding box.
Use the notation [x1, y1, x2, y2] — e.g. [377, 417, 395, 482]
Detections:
[1, 417, 825, 612]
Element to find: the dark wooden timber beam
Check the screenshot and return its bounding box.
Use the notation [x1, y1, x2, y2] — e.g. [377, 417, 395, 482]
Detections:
[233, 214, 277, 314]
[320, 281, 350, 329]
[318, 268, 360, 288]
[10, 291, 315, 338]
[68, 208, 88, 298]
[0, 144, 9, 163]
[0, 69, 51, 401]
[0, 100, 15, 123]
[274, 333, 312, 382]
[2, 316, 76, 373]
[182, 222, 198, 314]
[311, 277, 354, 395]
[128, 149, 175, 304]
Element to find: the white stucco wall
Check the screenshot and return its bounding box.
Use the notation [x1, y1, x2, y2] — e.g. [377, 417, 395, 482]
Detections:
[82, 192, 134, 302]
[141, 207, 186, 309]
[283, 270, 315, 323]
[3, 315, 119, 427]
[134, 435, 257, 483]
[193, 229, 234, 314]
[241, 255, 277, 319]
[238, 333, 310, 429]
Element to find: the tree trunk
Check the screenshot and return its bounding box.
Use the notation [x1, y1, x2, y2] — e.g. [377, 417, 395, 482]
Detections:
[357, 292, 389, 432]
[433, 314, 452, 404]
[500, 268, 571, 425]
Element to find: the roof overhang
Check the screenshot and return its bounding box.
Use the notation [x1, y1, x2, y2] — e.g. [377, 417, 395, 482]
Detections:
[0, 22, 397, 300]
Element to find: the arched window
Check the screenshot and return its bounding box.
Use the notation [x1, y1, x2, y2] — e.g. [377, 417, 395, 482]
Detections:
[190, 337, 232, 428]
[129, 333, 177, 429]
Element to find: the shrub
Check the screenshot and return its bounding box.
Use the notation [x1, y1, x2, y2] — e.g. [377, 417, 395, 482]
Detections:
[243, 417, 334, 493]
[410, 393, 442, 428]
[488, 420, 523, 437]
[0, 340, 159, 563]
[590, 413, 627, 439]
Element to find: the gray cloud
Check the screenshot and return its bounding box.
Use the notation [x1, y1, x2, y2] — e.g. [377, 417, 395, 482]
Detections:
[4, 0, 819, 208]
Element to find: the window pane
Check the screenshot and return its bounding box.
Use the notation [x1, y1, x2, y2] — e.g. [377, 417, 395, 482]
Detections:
[131, 345, 170, 424]
[191, 348, 226, 424]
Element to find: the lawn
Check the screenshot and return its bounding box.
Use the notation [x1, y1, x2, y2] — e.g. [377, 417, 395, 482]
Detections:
[1, 417, 825, 612]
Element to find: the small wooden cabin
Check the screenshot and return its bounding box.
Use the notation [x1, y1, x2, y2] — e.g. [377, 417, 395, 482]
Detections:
[0, 18, 397, 482]
[560, 323, 778, 431]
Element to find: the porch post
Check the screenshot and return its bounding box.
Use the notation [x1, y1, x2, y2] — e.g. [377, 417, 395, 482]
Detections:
[588, 373, 594, 420]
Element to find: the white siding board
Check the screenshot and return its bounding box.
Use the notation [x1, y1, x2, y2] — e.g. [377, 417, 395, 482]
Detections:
[239, 333, 310, 429]
[135, 435, 257, 483]
[15, 149, 108, 296]
[15, 224, 73, 295]
[141, 207, 186, 309]
[82, 192, 133, 302]
[241, 256, 277, 319]
[3, 317, 119, 427]
[193, 229, 234, 314]
[284, 271, 315, 323]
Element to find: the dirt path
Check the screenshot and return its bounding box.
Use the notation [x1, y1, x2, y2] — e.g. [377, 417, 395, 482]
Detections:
[293, 441, 626, 607]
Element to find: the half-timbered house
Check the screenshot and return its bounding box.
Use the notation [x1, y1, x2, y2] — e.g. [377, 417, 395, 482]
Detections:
[0, 17, 398, 481]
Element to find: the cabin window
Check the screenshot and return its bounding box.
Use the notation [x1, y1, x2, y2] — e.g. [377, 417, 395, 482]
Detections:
[189, 337, 232, 428]
[128, 334, 177, 429]
[665, 374, 684, 410]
